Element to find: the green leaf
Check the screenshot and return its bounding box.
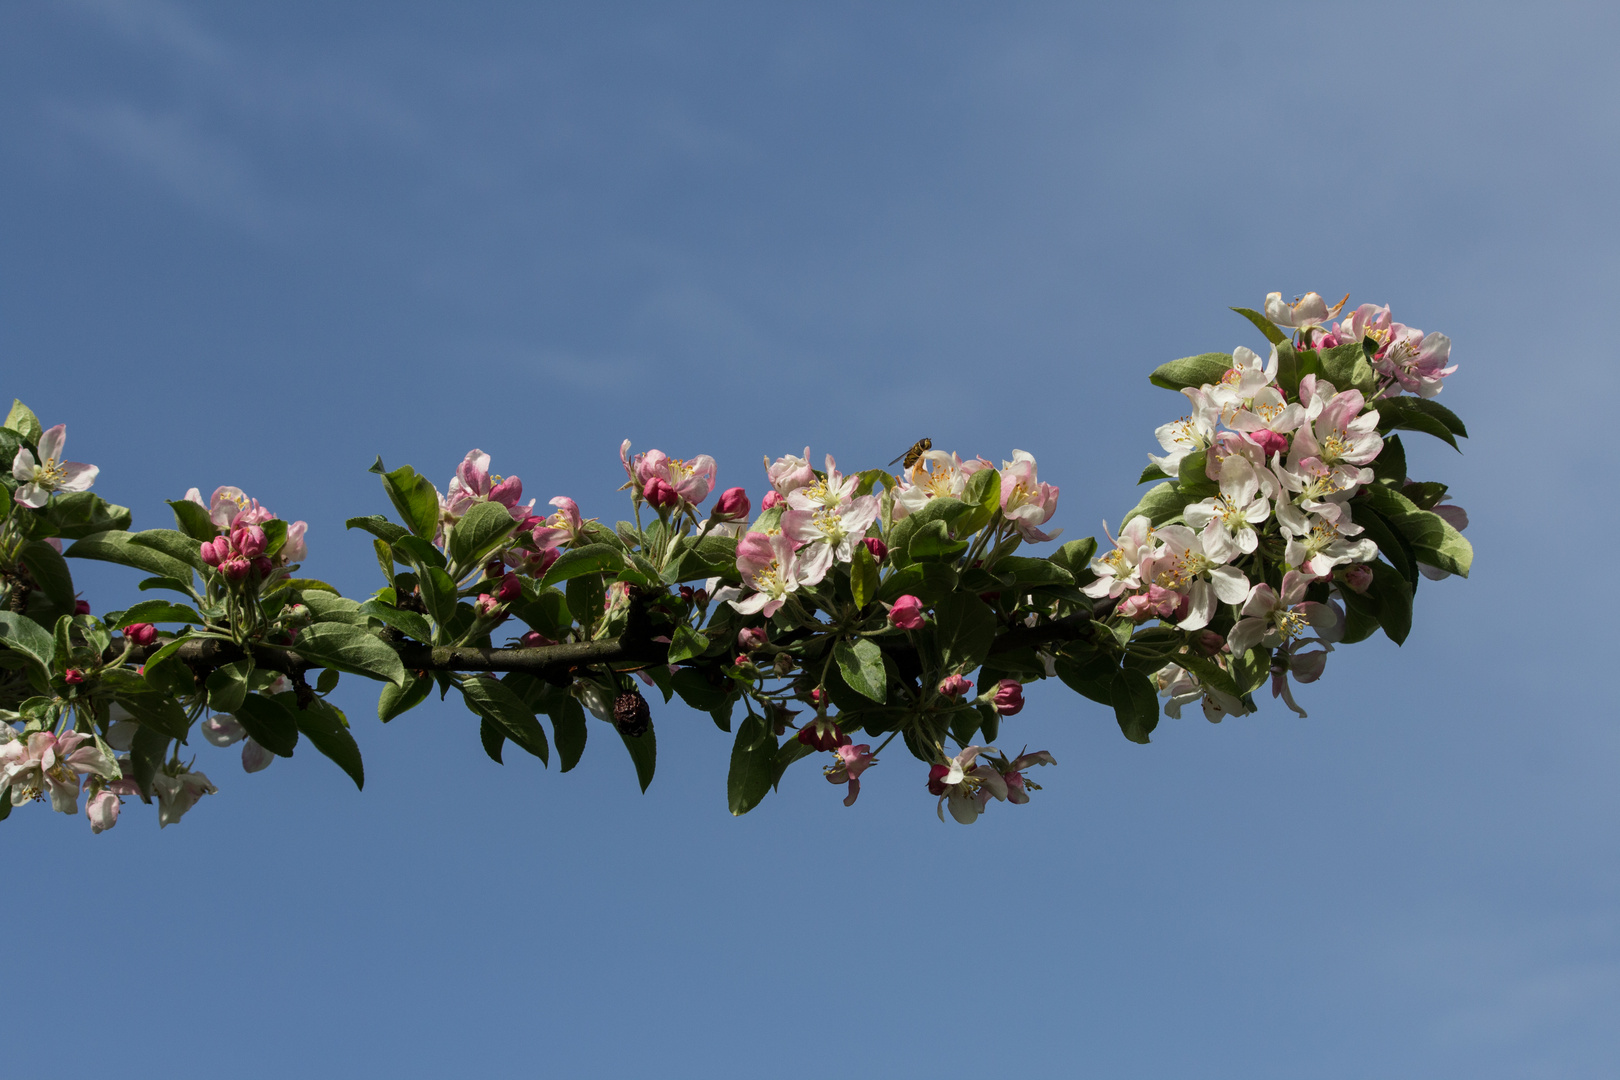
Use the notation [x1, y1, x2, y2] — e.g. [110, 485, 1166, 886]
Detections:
[446, 501, 519, 572]
[1110, 668, 1159, 744]
[835, 638, 887, 702]
[540, 543, 626, 588]
[292, 623, 408, 687]
[115, 599, 203, 627]
[345, 515, 411, 544]
[1374, 397, 1467, 451]
[235, 693, 300, 756]
[66, 531, 195, 583]
[298, 591, 369, 626]
[1177, 450, 1219, 500]
[378, 674, 432, 722]
[1149, 352, 1232, 392]
[877, 562, 958, 605]
[39, 492, 131, 540]
[727, 713, 777, 815]
[315, 668, 340, 694]
[295, 698, 365, 790]
[0, 611, 55, 672]
[1049, 537, 1098, 576]
[666, 624, 709, 665]
[1356, 486, 1472, 577]
[909, 519, 967, 562]
[1369, 559, 1413, 645]
[205, 660, 253, 713]
[849, 540, 879, 610]
[418, 567, 458, 630]
[479, 717, 505, 763]
[139, 634, 196, 695]
[1121, 482, 1184, 529]
[934, 593, 997, 675]
[379, 464, 441, 540]
[116, 689, 193, 742]
[19, 540, 75, 610]
[1138, 463, 1172, 484]
[128, 529, 209, 573]
[167, 499, 218, 541]
[957, 466, 1001, 536]
[992, 556, 1074, 587]
[1371, 432, 1408, 487]
[130, 724, 169, 798]
[1232, 306, 1287, 346]
[619, 720, 657, 792]
[1353, 506, 1416, 586]
[547, 695, 588, 772]
[1315, 341, 1378, 396]
[1273, 340, 1303, 397]
[357, 600, 433, 642]
[460, 676, 550, 763]
[5, 400, 42, 442]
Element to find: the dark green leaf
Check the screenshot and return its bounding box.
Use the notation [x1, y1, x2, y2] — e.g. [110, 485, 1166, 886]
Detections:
[378, 674, 432, 722]
[66, 531, 194, 583]
[380, 464, 441, 540]
[1357, 485, 1472, 577]
[835, 638, 887, 702]
[993, 556, 1074, 587]
[357, 600, 433, 643]
[1120, 482, 1185, 529]
[666, 624, 709, 665]
[345, 515, 411, 544]
[446, 501, 519, 572]
[205, 660, 252, 713]
[479, 717, 505, 763]
[115, 600, 203, 627]
[38, 492, 132, 540]
[296, 698, 364, 790]
[547, 695, 588, 772]
[116, 690, 193, 742]
[1110, 668, 1159, 744]
[130, 724, 169, 798]
[1138, 463, 1172, 484]
[19, 540, 75, 610]
[619, 720, 656, 792]
[727, 713, 777, 815]
[849, 540, 879, 610]
[1371, 433, 1408, 486]
[1370, 559, 1413, 645]
[418, 566, 458, 629]
[167, 499, 217, 541]
[540, 543, 625, 588]
[0, 611, 55, 672]
[235, 693, 300, 756]
[6, 400, 42, 441]
[128, 529, 209, 573]
[1374, 397, 1467, 451]
[1177, 450, 1219, 500]
[908, 519, 967, 561]
[292, 623, 408, 687]
[934, 593, 997, 675]
[878, 562, 957, 605]
[957, 466, 1001, 536]
[1049, 537, 1098, 576]
[460, 676, 549, 763]
[1316, 341, 1378, 396]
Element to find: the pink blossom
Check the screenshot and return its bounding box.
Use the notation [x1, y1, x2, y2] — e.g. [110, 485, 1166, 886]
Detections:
[519, 631, 556, 648]
[643, 477, 680, 509]
[998, 450, 1062, 543]
[1116, 584, 1185, 622]
[927, 746, 1008, 824]
[938, 674, 973, 698]
[729, 531, 826, 617]
[765, 448, 816, 494]
[888, 594, 926, 630]
[824, 743, 875, 806]
[1342, 564, 1373, 594]
[1083, 516, 1157, 600]
[445, 449, 533, 522]
[283, 521, 309, 562]
[761, 490, 787, 510]
[63, 669, 84, 686]
[1376, 324, 1456, 398]
[1247, 429, 1289, 458]
[736, 626, 768, 651]
[0, 731, 118, 814]
[12, 424, 99, 508]
[998, 749, 1056, 806]
[797, 718, 849, 752]
[152, 768, 216, 827]
[84, 788, 121, 833]
[625, 446, 718, 506]
[124, 622, 158, 646]
[990, 679, 1025, 716]
[1226, 570, 1342, 656]
[714, 487, 751, 521]
[233, 526, 267, 559]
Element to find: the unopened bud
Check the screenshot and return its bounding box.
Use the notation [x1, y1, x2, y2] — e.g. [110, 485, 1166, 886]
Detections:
[124, 623, 158, 647]
[1342, 563, 1374, 594]
[643, 477, 680, 509]
[1248, 429, 1289, 458]
[63, 668, 85, 686]
[990, 678, 1024, 716]
[1197, 629, 1226, 654]
[496, 574, 522, 603]
[715, 487, 751, 521]
[74, 599, 92, 616]
[861, 537, 888, 562]
[221, 556, 251, 581]
[252, 557, 274, 579]
[233, 526, 268, 559]
[199, 537, 225, 567]
[888, 594, 926, 630]
[519, 631, 555, 648]
[761, 490, 786, 511]
[474, 593, 501, 618]
[937, 674, 972, 698]
[737, 626, 768, 651]
[773, 653, 795, 676]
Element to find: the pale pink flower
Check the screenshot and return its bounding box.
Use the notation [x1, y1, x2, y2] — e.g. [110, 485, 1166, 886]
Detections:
[203, 715, 276, 774]
[1264, 291, 1347, 330]
[1083, 516, 1158, 600]
[283, 521, 309, 562]
[998, 450, 1062, 543]
[84, 788, 122, 833]
[927, 746, 1008, 824]
[1150, 387, 1218, 475]
[764, 448, 816, 495]
[12, 424, 98, 508]
[1226, 570, 1342, 655]
[824, 743, 875, 806]
[892, 450, 970, 520]
[152, 768, 217, 827]
[1287, 384, 1382, 493]
[998, 749, 1056, 806]
[625, 447, 718, 507]
[1376, 324, 1456, 398]
[446, 450, 533, 522]
[0, 731, 117, 814]
[1184, 455, 1271, 562]
[1138, 525, 1249, 632]
[729, 531, 826, 617]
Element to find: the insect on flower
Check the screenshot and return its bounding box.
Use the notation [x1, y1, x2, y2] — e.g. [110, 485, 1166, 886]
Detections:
[887, 437, 932, 471]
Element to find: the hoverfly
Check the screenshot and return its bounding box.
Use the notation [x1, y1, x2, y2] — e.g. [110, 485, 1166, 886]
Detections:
[887, 437, 932, 471]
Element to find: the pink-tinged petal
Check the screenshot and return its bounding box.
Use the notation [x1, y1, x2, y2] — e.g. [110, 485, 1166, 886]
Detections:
[11, 447, 36, 482]
[842, 776, 861, 807]
[1008, 749, 1056, 771]
[242, 739, 275, 773]
[55, 461, 98, 492]
[13, 482, 49, 508]
[37, 424, 66, 464]
[1290, 649, 1329, 683]
[1225, 616, 1265, 656]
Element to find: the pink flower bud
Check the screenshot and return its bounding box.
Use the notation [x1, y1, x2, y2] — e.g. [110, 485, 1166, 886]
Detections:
[85, 789, 121, 834]
[1197, 629, 1226, 654]
[761, 490, 787, 511]
[643, 477, 680, 508]
[1248, 429, 1290, 458]
[938, 673, 972, 697]
[737, 626, 768, 652]
[485, 558, 506, 579]
[496, 574, 522, 603]
[233, 526, 267, 558]
[861, 537, 888, 562]
[991, 678, 1024, 716]
[475, 593, 501, 618]
[715, 487, 751, 521]
[252, 557, 274, 579]
[221, 556, 251, 581]
[926, 763, 951, 796]
[518, 631, 555, 648]
[808, 688, 826, 706]
[796, 718, 848, 752]
[74, 599, 92, 615]
[63, 668, 85, 686]
[734, 654, 751, 668]
[125, 623, 158, 647]
[679, 586, 694, 602]
[200, 538, 224, 567]
[1343, 563, 1374, 594]
[888, 594, 926, 630]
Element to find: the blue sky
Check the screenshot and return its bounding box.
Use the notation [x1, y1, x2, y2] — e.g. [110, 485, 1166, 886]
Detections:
[4, 2, 1618, 1076]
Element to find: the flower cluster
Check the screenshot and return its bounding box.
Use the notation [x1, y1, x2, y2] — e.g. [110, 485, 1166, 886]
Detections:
[0, 290, 1473, 834]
